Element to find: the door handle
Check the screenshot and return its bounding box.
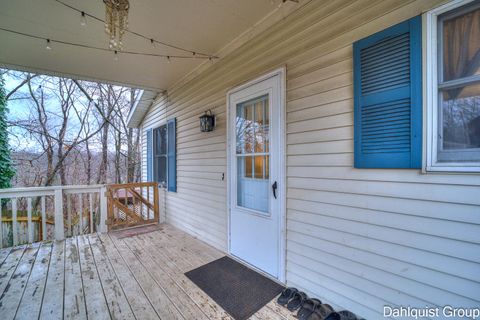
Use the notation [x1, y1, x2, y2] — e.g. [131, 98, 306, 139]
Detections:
[272, 181, 278, 199]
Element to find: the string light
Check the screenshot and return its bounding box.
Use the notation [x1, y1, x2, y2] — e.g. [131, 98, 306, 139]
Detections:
[113, 50, 119, 61]
[271, 0, 299, 6]
[80, 12, 87, 26]
[150, 39, 155, 48]
[54, 0, 217, 58]
[0, 27, 217, 61]
[166, 56, 171, 63]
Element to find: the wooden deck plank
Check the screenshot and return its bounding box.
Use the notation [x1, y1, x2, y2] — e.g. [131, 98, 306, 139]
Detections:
[0, 247, 12, 265]
[96, 233, 160, 320]
[253, 306, 287, 320]
[108, 233, 185, 320]
[39, 240, 65, 320]
[77, 235, 110, 320]
[155, 226, 290, 320]
[162, 225, 223, 261]
[157, 228, 220, 268]
[64, 237, 87, 320]
[265, 300, 297, 320]
[124, 234, 210, 320]
[135, 232, 234, 320]
[0, 245, 25, 297]
[141, 231, 196, 272]
[0, 243, 40, 320]
[0, 225, 294, 320]
[87, 234, 136, 320]
[16, 242, 53, 320]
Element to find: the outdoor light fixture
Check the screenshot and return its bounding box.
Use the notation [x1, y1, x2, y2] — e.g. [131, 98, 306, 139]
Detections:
[104, 0, 130, 50]
[200, 110, 215, 132]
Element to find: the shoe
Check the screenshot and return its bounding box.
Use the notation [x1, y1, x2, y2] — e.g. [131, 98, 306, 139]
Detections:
[276, 287, 298, 306]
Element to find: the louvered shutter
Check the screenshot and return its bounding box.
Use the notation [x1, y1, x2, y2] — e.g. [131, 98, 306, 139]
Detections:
[353, 16, 422, 169]
[167, 118, 177, 192]
[146, 128, 153, 181]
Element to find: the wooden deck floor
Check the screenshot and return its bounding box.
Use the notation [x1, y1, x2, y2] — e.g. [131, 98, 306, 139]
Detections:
[0, 224, 294, 320]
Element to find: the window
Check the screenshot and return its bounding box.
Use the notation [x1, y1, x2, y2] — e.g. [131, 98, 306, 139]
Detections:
[146, 118, 177, 191]
[235, 95, 270, 213]
[153, 124, 167, 185]
[426, 0, 480, 172]
[236, 95, 269, 180]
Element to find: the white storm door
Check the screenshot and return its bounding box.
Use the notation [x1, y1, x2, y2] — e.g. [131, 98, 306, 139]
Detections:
[228, 72, 283, 280]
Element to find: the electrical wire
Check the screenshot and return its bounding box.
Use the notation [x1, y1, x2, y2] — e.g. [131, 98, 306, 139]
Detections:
[0, 27, 217, 60]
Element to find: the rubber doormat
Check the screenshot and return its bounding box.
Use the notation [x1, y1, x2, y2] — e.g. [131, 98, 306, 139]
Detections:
[185, 256, 284, 320]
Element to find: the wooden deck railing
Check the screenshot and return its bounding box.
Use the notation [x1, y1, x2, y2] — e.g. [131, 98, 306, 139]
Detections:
[106, 182, 159, 230]
[0, 183, 160, 248]
[0, 185, 107, 248]
[1, 216, 55, 244]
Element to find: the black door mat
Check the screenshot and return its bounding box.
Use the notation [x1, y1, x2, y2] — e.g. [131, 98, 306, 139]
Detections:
[185, 256, 284, 320]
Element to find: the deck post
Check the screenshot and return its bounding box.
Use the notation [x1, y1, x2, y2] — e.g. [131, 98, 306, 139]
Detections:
[154, 185, 160, 223]
[54, 188, 65, 240]
[12, 198, 18, 246]
[99, 186, 108, 233]
[41, 196, 46, 241]
[27, 197, 33, 243]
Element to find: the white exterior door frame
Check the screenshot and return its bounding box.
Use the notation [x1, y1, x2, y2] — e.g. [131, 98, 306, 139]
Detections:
[226, 67, 286, 283]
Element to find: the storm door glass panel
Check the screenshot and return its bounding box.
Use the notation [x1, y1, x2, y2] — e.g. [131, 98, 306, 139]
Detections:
[236, 95, 270, 213]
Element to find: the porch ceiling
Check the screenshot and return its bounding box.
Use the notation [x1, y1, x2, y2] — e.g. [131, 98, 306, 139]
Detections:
[0, 0, 282, 90]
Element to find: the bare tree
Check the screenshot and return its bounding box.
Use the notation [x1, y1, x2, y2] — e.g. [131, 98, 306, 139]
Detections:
[4, 70, 141, 188]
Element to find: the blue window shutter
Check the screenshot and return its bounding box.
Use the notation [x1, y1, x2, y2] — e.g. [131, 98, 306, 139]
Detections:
[146, 128, 153, 181]
[353, 16, 422, 169]
[167, 118, 177, 192]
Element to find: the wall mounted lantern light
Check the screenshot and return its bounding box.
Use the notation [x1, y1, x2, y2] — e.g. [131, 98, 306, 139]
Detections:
[200, 110, 215, 132]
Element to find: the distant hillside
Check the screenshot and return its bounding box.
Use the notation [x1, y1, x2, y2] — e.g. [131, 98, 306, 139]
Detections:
[11, 149, 133, 187]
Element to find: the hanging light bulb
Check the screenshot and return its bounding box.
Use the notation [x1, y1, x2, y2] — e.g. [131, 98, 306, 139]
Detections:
[46, 39, 52, 50]
[150, 39, 155, 48]
[114, 50, 119, 61]
[80, 12, 87, 26]
[167, 56, 171, 63]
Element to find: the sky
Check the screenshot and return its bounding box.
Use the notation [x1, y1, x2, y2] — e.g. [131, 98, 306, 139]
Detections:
[3, 70, 133, 154]
[5, 74, 43, 150]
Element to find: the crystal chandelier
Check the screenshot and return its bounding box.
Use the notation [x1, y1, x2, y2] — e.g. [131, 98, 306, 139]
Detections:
[103, 0, 130, 50]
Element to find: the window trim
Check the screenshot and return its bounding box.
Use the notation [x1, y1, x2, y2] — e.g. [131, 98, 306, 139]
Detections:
[424, 0, 480, 172]
[152, 123, 168, 186]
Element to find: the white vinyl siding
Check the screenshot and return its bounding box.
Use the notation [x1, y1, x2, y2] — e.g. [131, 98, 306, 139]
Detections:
[142, 94, 227, 249]
[140, 0, 480, 318]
